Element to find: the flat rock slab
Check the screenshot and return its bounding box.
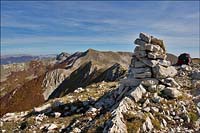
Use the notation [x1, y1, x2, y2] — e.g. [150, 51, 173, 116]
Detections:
[134, 38, 147, 46]
[140, 32, 151, 43]
[120, 78, 142, 87]
[141, 78, 159, 87]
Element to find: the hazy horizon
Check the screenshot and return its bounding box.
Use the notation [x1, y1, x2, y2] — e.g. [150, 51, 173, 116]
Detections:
[1, 1, 199, 57]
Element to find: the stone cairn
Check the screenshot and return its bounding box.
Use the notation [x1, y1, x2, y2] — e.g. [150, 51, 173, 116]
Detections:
[103, 33, 181, 133]
[127, 32, 179, 95]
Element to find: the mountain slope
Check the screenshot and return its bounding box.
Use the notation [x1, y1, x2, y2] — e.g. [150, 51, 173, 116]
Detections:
[0, 49, 132, 116]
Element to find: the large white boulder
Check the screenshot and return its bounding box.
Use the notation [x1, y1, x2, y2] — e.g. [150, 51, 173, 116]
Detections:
[152, 65, 177, 78]
[129, 84, 146, 102]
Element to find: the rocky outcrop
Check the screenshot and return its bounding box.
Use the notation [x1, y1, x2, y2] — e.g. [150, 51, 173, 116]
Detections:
[42, 69, 69, 100]
[93, 63, 126, 83]
[56, 52, 70, 62]
[48, 62, 127, 99]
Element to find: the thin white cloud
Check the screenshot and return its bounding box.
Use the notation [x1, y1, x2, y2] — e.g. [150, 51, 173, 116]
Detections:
[1, 21, 46, 29]
[1, 35, 134, 45]
[184, 12, 200, 19]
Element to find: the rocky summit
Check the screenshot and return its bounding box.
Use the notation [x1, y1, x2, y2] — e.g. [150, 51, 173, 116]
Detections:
[0, 33, 200, 133]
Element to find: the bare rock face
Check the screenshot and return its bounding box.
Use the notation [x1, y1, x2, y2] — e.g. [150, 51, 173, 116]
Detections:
[56, 52, 70, 62]
[42, 69, 69, 100]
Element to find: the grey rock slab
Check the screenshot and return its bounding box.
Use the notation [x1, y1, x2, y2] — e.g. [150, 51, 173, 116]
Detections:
[139, 32, 151, 43]
[157, 84, 165, 91]
[145, 44, 161, 52]
[151, 37, 166, 53]
[148, 52, 166, 60]
[129, 67, 151, 74]
[120, 78, 142, 87]
[134, 72, 152, 79]
[42, 69, 69, 100]
[141, 78, 159, 87]
[158, 59, 171, 67]
[133, 50, 147, 58]
[147, 85, 157, 92]
[191, 70, 200, 80]
[160, 78, 180, 88]
[140, 59, 159, 67]
[134, 60, 147, 68]
[152, 65, 177, 79]
[129, 84, 146, 102]
[134, 38, 147, 46]
[161, 87, 181, 99]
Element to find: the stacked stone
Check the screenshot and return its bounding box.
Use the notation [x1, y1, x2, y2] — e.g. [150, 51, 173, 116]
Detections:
[103, 33, 184, 133]
[125, 32, 180, 98]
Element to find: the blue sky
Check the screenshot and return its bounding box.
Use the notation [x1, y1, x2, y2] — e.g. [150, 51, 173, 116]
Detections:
[1, 1, 199, 57]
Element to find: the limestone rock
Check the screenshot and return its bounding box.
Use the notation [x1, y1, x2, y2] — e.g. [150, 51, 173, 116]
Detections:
[129, 67, 151, 75]
[42, 69, 69, 100]
[147, 85, 157, 92]
[140, 32, 151, 43]
[34, 103, 52, 113]
[104, 97, 135, 133]
[134, 72, 152, 79]
[120, 78, 142, 87]
[141, 59, 158, 67]
[142, 117, 153, 132]
[129, 84, 146, 102]
[48, 124, 58, 131]
[134, 38, 147, 46]
[145, 44, 161, 53]
[141, 78, 159, 87]
[156, 84, 165, 91]
[148, 52, 166, 59]
[192, 80, 200, 89]
[134, 50, 147, 58]
[151, 37, 166, 53]
[54, 112, 61, 118]
[129, 67, 152, 79]
[72, 127, 81, 133]
[191, 70, 200, 80]
[56, 52, 69, 61]
[1, 112, 28, 122]
[158, 59, 171, 67]
[134, 60, 147, 68]
[160, 78, 180, 88]
[161, 87, 181, 98]
[136, 43, 164, 54]
[152, 65, 177, 78]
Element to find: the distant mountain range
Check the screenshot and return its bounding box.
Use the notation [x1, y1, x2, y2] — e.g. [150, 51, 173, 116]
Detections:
[0, 54, 56, 65]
